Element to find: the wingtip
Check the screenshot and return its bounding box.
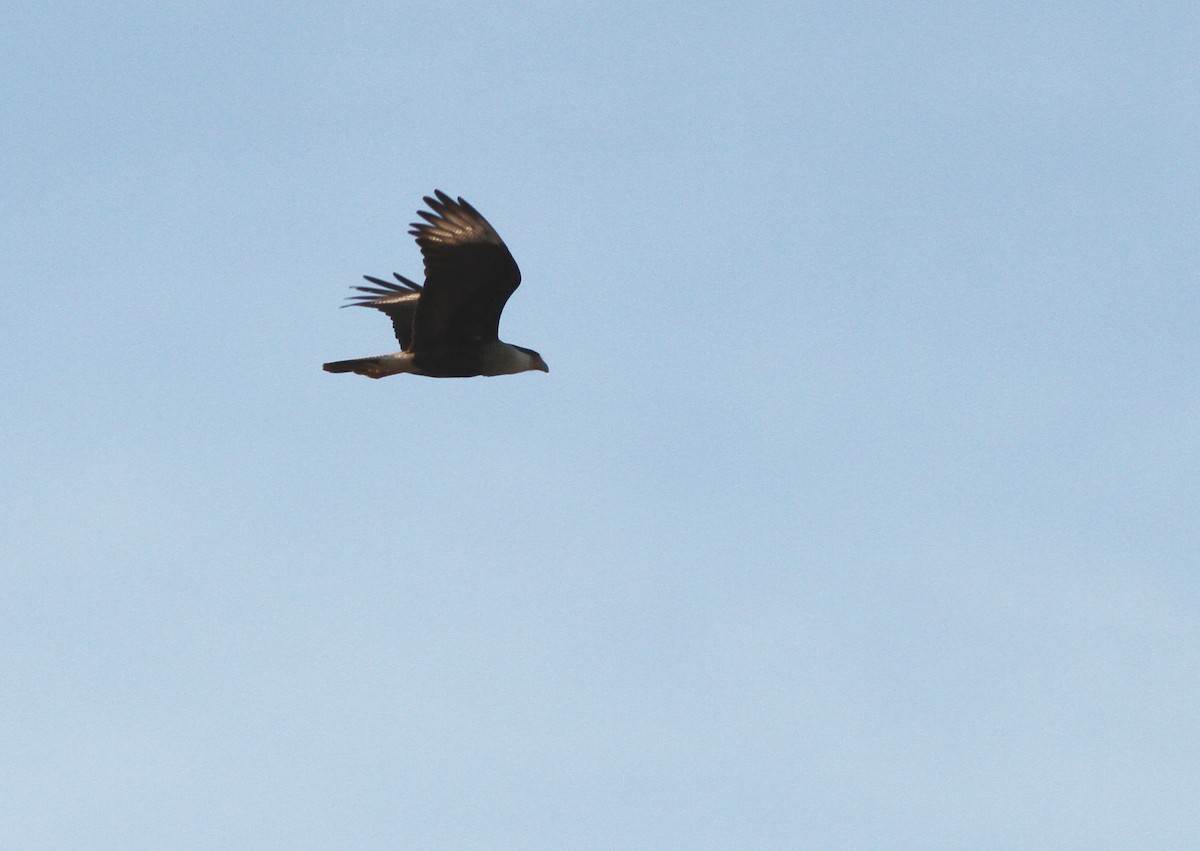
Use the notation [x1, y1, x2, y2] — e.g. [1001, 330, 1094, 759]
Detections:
[422, 189, 469, 219]
[423, 191, 451, 213]
[359, 273, 421, 292]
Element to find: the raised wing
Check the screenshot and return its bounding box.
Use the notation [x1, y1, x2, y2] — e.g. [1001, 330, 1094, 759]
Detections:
[344, 272, 423, 350]
[408, 191, 521, 350]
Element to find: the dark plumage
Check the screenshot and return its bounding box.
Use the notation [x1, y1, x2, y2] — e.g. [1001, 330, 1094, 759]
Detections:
[323, 191, 548, 379]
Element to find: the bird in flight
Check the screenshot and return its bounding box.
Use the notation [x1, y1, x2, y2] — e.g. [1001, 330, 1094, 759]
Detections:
[323, 191, 548, 379]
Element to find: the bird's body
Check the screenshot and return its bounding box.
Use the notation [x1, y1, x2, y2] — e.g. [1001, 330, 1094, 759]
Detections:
[323, 191, 548, 379]
[324, 340, 544, 379]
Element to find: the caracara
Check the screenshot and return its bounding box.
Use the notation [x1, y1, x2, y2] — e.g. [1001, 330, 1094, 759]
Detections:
[323, 191, 548, 379]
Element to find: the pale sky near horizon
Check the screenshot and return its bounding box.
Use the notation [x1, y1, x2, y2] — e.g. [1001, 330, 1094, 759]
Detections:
[4, 2, 1200, 847]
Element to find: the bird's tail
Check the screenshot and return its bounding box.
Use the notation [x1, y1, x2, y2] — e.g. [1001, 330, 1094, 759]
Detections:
[322, 357, 387, 378]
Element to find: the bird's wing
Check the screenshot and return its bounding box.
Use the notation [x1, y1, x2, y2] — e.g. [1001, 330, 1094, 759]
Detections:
[343, 272, 423, 350]
[408, 191, 521, 350]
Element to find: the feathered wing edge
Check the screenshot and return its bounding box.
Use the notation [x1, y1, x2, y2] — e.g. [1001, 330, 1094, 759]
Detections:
[342, 272, 423, 349]
[344, 271, 422, 307]
[410, 190, 507, 250]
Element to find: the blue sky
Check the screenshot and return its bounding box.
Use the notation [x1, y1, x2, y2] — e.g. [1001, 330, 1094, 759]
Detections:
[4, 1, 1199, 847]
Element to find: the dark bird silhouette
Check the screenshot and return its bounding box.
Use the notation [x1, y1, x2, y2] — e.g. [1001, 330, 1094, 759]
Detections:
[323, 191, 548, 379]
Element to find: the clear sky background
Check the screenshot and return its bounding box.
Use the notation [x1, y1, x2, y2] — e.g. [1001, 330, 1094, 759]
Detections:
[4, 2, 1199, 848]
